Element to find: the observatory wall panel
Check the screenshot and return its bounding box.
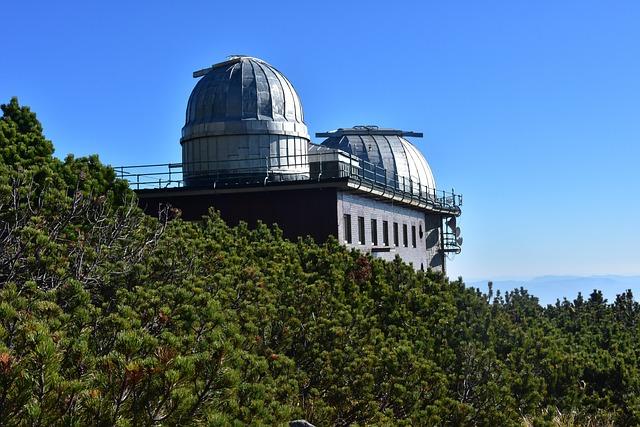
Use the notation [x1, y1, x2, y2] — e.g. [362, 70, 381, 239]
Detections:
[138, 187, 338, 243]
[181, 134, 309, 186]
[336, 191, 443, 272]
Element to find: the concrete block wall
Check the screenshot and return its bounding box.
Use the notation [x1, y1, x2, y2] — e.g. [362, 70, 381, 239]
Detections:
[336, 191, 444, 272]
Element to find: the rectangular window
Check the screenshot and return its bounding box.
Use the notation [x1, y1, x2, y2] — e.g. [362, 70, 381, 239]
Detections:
[403, 224, 408, 247]
[371, 219, 378, 245]
[411, 225, 417, 248]
[382, 221, 389, 246]
[393, 222, 399, 247]
[358, 216, 365, 245]
[343, 214, 352, 243]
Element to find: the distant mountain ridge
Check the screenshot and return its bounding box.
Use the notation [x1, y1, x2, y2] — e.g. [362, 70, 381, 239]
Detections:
[469, 275, 640, 306]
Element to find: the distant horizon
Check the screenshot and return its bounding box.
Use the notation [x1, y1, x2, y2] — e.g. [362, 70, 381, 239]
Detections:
[462, 273, 640, 283]
[466, 274, 640, 305]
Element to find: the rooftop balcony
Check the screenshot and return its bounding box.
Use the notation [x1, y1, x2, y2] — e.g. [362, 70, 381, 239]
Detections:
[115, 151, 462, 215]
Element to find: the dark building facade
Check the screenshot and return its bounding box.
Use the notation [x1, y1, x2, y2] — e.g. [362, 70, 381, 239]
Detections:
[120, 56, 462, 273]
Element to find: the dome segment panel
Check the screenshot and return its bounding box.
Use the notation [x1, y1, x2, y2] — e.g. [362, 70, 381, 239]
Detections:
[402, 138, 436, 190]
[251, 61, 273, 120]
[357, 134, 377, 165]
[370, 134, 397, 178]
[241, 62, 258, 119]
[224, 62, 243, 120]
[271, 66, 298, 123]
[348, 135, 369, 163]
[259, 62, 286, 119]
[212, 69, 228, 121]
[383, 135, 411, 183]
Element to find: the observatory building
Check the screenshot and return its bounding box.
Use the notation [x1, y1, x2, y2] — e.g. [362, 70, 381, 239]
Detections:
[119, 56, 462, 272]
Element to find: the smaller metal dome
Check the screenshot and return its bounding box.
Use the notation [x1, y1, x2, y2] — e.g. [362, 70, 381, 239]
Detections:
[182, 56, 309, 141]
[317, 126, 436, 192]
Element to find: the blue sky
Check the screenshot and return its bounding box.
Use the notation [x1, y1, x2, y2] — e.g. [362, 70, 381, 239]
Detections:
[2, 0, 639, 281]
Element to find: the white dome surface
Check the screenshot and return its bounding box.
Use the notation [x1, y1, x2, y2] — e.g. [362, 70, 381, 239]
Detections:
[317, 126, 436, 193]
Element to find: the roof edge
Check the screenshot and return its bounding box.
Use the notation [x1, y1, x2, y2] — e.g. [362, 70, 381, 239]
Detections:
[316, 126, 423, 138]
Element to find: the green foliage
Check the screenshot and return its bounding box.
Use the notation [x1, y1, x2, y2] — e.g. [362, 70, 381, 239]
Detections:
[1, 98, 639, 426]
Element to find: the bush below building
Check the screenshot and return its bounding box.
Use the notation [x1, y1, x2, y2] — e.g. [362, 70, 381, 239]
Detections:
[1, 98, 639, 426]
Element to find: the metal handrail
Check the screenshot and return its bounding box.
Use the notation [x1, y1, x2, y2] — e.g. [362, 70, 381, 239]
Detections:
[441, 232, 462, 254]
[114, 152, 462, 211]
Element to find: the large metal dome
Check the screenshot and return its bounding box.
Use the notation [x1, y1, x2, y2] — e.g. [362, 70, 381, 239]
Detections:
[317, 126, 436, 192]
[181, 56, 310, 186]
[182, 56, 309, 140]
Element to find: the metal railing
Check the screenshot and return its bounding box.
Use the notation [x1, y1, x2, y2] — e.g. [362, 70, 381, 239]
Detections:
[115, 153, 462, 212]
[441, 232, 462, 254]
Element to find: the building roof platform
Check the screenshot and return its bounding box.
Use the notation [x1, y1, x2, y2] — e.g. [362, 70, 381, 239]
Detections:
[117, 150, 462, 215]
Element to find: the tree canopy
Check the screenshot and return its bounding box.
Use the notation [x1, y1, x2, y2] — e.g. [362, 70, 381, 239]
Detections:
[1, 97, 639, 426]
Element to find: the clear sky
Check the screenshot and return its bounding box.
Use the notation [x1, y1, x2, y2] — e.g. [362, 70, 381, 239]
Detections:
[2, 0, 639, 281]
